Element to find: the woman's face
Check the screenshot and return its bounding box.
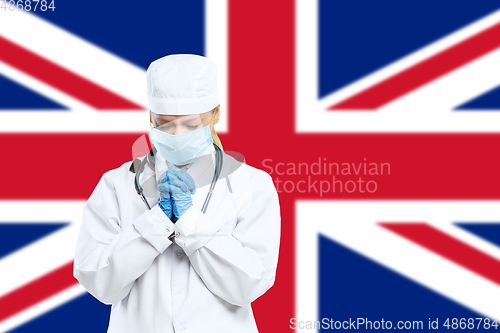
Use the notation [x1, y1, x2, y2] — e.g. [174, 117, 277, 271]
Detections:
[150, 107, 219, 135]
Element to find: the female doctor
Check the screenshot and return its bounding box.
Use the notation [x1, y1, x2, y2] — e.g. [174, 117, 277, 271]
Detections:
[73, 54, 281, 333]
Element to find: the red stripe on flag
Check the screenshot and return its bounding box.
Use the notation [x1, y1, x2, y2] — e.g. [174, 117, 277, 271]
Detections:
[329, 22, 500, 110]
[0, 261, 77, 323]
[379, 223, 500, 286]
[3, 133, 500, 200]
[0, 133, 145, 200]
[0, 36, 144, 110]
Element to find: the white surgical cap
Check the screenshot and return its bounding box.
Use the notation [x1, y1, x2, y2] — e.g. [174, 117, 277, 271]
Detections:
[146, 54, 219, 115]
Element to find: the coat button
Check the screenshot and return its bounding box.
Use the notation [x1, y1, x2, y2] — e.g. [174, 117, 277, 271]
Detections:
[176, 251, 183, 257]
[177, 288, 184, 295]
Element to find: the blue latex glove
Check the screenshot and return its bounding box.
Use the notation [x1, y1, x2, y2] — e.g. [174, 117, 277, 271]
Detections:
[157, 196, 173, 219]
[158, 169, 196, 220]
[157, 175, 173, 219]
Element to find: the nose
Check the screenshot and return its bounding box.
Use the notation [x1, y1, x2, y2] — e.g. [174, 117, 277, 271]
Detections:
[173, 126, 183, 135]
[173, 125, 190, 136]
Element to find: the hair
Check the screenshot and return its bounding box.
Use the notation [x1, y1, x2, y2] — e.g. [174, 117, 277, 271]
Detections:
[210, 105, 223, 151]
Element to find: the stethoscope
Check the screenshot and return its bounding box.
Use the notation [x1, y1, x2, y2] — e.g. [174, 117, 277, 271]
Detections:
[130, 143, 223, 216]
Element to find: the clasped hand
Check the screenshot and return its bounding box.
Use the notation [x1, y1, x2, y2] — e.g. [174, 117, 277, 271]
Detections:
[157, 169, 196, 221]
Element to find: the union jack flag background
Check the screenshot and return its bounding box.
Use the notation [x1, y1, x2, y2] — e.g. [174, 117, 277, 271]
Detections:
[1, 0, 500, 332]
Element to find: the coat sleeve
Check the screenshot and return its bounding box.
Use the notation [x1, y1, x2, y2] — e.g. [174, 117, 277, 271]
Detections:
[173, 169, 281, 307]
[73, 170, 175, 305]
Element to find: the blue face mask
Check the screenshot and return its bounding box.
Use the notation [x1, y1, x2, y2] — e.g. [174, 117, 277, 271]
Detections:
[149, 123, 214, 166]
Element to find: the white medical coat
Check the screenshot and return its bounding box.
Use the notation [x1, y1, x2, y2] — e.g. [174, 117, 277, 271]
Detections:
[73, 144, 281, 333]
